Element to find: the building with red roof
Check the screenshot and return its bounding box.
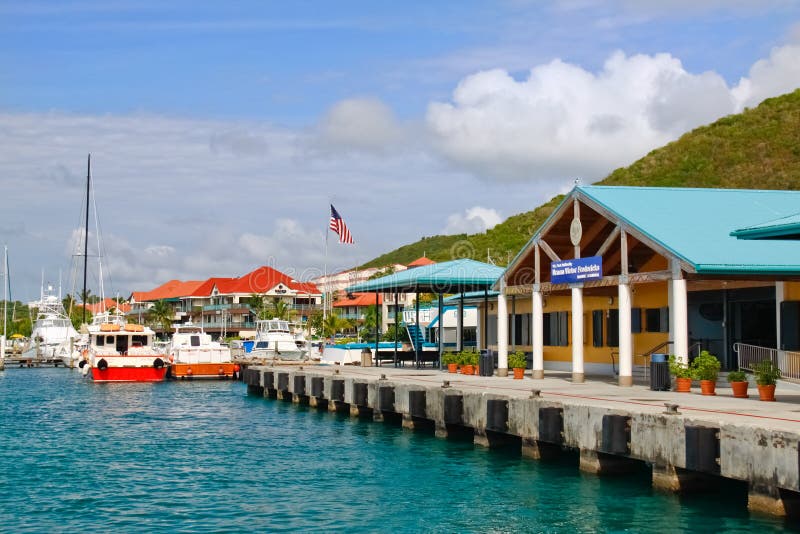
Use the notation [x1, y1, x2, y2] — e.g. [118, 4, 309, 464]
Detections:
[129, 265, 322, 337]
[407, 256, 436, 268]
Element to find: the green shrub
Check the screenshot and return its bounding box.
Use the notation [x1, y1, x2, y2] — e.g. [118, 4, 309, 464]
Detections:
[442, 352, 458, 365]
[690, 350, 721, 381]
[754, 360, 781, 386]
[726, 370, 747, 382]
[668, 354, 692, 379]
[508, 351, 527, 369]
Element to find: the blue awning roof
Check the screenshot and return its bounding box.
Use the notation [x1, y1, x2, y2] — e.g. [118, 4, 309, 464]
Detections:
[730, 212, 800, 240]
[347, 259, 504, 293]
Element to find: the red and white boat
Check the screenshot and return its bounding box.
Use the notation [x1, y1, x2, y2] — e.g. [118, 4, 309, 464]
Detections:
[79, 322, 167, 382]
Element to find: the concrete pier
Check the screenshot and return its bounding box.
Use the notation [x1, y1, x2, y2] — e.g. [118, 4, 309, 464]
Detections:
[242, 365, 800, 519]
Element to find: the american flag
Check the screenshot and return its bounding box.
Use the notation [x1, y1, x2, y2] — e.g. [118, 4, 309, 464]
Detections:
[329, 204, 354, 244]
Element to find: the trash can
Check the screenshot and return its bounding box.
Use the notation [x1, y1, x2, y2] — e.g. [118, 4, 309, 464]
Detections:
[480, 350, 494, 377]
[650, 353, 670, 391]
[360, 347, 373, 367]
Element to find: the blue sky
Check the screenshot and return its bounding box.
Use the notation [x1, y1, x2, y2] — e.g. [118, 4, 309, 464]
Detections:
[1, 1, 800, 300]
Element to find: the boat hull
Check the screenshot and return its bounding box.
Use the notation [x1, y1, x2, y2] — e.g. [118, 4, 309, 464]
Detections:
[170, 362, 237, 379]
[91, 366, 168, 382]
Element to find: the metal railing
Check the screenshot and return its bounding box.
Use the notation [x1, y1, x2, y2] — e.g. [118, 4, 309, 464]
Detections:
[734, 343, 800, 381]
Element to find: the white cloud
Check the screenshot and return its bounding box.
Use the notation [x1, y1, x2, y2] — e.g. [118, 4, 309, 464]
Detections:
[315, 97, 406, 153]
[732, 45, 800, 109]
[425, 45, 800, 182]
[443, 206, 503, 235]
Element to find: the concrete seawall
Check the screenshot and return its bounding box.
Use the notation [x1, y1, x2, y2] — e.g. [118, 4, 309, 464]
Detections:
[243, 365, 800, 519]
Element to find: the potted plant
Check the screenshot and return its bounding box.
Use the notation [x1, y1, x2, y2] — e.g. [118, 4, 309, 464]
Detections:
[442, 352, 458, 374]
[754, 360, 781, 401]
[690, 350, 721, 396]
[669, 354, 692, 392]
[509, 351, 527, 379]
[726, 370, 749, 398]
[460, 351, 475, 375]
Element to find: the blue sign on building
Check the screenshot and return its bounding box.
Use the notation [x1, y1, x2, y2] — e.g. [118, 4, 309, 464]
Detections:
[551, 256, 603, 284]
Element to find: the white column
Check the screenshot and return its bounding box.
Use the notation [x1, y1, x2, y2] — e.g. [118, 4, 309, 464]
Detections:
[672, 278, 689, 365]
[776, 281, 785, 350]
[497, 289, 509, 377]
[618, 283, 633, 386]
[571, 286, 584, 382]
[456, 296, 464, 352]
[532, 289, 544, 379]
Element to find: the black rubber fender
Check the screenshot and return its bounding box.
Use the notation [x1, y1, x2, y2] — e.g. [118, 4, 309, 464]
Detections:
[97, 358, 108, 371]
[78, 360, 87, 369]
[153, 358, 165, 369]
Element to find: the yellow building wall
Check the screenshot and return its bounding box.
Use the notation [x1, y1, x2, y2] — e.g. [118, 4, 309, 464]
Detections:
[489, 281, 670, 365]
[784, 282, 800, 300]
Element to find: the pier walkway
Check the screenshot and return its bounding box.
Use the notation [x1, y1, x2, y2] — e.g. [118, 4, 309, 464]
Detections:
[244, 364, 800, 519]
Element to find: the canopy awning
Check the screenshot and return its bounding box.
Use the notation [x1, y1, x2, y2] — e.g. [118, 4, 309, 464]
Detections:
[347, 259, 504, 294]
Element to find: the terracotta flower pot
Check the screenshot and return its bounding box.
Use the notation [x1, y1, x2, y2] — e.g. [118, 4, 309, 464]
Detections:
[758, 384, 776, 401]
[731, 381, 749, 398]
[699, 379, 716, 396]
[447, 363, 458, 374]
[513, 367, 525, 380]
[475, 365, 480, 376]
[461, 365, 474, 375]
[675, 377, 692, 392]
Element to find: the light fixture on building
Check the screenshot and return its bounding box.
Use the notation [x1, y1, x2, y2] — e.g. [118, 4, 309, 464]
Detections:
[608, 297, 614, 305]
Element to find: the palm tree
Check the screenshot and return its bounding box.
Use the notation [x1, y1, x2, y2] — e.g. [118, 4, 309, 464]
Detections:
[267, 297, 295, 321]
[323, 312, 348, 338]
[359, 305, 379, 341]
[248, 293, 267, 320]
[147, 300, 174, 336]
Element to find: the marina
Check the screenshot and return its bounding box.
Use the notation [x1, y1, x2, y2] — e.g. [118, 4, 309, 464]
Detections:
[0, 367, 793, 532]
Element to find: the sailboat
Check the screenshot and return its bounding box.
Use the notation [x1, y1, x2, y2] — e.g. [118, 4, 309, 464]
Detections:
[74, 155, 167, 382]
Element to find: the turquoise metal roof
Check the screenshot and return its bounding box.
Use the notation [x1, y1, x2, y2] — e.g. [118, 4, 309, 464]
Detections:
[347, 259, 504, 293]
[730, 212, 800, 240]
[577, 186, 800, 275]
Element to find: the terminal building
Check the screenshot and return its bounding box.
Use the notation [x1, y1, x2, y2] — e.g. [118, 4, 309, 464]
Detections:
[487, 185, 800, 385]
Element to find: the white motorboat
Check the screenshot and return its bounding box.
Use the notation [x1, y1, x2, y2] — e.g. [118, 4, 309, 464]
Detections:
[167, 323, 236, 379]
[248, 318, 305, 360]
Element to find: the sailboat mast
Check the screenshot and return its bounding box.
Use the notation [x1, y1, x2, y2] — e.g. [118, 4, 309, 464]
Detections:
[82, 154, 90, 325]
[3, 245, 7, 341]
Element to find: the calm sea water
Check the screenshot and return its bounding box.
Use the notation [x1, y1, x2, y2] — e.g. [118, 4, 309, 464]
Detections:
[0, 368, 794, 533]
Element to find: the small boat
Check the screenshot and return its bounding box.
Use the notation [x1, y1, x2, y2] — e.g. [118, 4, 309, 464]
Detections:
[248, 318, 304, 360]
[167, 323, 237, 379]
[79, 322, 167, 382]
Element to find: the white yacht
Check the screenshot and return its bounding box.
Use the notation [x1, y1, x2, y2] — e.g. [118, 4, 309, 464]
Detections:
[28, 285, 79, 363]
[248, 318, 305, 360]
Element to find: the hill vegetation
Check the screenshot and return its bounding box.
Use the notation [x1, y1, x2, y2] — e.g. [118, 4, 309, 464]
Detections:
[361, 89, 800, 269]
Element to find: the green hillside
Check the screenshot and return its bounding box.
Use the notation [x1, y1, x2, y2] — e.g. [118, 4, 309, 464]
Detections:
[361, 89, 800, 269]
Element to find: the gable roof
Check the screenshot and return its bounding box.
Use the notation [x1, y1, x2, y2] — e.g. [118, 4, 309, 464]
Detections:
[80, 298, 131, 314]
[408, 256, 436, 268]
[131, 279, 205, 302]
[333, 292, 382, 307]
[187, 266, 321, 298]
[507, 185, 800, 278]
[347, 258, 504, 293]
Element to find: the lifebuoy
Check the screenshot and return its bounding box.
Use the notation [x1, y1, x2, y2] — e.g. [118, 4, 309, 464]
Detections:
[153, 358, 165, 369]
[97, 358, 108, 371]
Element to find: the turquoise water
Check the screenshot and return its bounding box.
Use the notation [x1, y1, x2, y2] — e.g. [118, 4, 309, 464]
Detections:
[0, 368, 794, 533]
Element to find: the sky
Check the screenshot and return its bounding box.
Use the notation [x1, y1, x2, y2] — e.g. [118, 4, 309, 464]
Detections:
[2, 0, 800, 301]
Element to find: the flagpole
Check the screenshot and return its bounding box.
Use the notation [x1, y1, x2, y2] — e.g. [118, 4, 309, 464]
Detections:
[323, 223, 328, 325]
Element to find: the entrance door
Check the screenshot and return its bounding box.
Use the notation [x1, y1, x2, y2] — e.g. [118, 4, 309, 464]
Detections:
[688, 286, 775, 370]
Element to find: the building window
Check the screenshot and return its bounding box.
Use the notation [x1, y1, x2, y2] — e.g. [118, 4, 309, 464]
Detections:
[607, 310, 619, 347]
[592, 310, 604, 347]
[645, 307, 669, 333]
[543, 311, 568, 346]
